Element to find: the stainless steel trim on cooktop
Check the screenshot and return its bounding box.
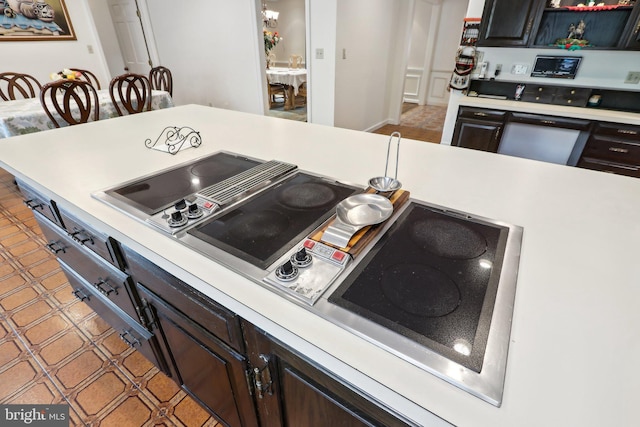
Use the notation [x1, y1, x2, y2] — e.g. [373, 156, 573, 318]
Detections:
[198, 160, 296, 205]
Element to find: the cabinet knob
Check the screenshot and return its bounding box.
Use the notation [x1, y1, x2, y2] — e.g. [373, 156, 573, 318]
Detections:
[473, 112, 488, 117]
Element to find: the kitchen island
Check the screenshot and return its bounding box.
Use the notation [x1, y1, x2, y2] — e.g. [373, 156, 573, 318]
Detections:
[0, 105, 638, 426]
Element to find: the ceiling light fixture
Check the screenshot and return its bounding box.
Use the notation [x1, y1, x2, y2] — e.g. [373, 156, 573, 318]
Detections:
[262, 2, 279, 28]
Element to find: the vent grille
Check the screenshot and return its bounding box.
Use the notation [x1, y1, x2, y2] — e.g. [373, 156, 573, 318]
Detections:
[198, 160, 296, 205]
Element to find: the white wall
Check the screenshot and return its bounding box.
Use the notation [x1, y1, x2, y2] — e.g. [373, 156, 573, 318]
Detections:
[334, 0, 403, 131]
[142, 0, 264, 114]
[441, 0, 640, 145]
[1, 0, 110, 88]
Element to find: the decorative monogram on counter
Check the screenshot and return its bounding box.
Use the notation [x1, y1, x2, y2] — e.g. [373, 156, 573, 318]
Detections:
[145, 126, 202, 154]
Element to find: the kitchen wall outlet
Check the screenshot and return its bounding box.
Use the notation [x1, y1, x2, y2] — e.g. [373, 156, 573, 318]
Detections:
[87, 45, 94, 54]
[315, 48, 324, 59]
[624, 71, 640, 84]
[511, 64, 528, 75]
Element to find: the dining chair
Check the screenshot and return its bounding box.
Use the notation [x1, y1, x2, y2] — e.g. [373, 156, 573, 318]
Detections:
[288, 55, 303, 69]
[69, 68, 102, 90]
[294, 82, 307, 108]
[109, 73, 152, 116]
[0, 72, 42, 101]
[149, 66, 173, 96]
[39, 79, 99, 128]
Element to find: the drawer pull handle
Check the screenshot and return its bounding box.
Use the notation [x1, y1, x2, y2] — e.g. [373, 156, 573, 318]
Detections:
[70, 230, 94, 245]
[46, 241, 66, 254]
[473, 112, 488, 117]
[119, 331, 141, 348]
[24, 199, 43, 210]
[72, 289, 90, 302]
[608, 147, 629, 153]
[94, 279, 118, 296]
[617, 129, 638, 135]
[541, 120, 556, 125]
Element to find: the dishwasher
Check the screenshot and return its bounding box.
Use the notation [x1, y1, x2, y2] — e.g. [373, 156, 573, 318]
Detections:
[497, 113, 591, 165]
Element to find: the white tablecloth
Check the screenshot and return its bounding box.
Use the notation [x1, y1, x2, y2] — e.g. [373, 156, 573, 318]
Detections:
[0, 90, 174, 139]
[266, 68, 307, 95]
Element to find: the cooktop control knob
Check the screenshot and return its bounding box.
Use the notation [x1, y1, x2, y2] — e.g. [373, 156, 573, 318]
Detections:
[187, 203, 203, 219]
[174, 199, 187, 211]
[275, 260, 298, 282]
[168, 210, 187, 227]
[291, 247, 312, 268]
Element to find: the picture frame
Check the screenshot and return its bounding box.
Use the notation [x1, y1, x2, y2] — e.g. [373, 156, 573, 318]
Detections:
[0, 0, 76, 41]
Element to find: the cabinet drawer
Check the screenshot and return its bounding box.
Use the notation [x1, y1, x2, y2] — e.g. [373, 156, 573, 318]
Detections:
[551, 87, 590, 107]
[35, 212, 140, 322]
[121, 245, 244, 352]
[57, 208, 124, 270]
[577, 157, 640, 178]
[508, 112, 591, 130]
[60, 260, 161, 368]
[17, 179, 64, 228]
[593, 123, 640, 142]
[457, 106, 507, 121]
[521, 86, 554, 104]
[580, 134, 640, 164]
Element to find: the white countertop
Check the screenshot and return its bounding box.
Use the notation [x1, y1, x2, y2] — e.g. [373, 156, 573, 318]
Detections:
[1, 105, 639, 426]
[459, 95, 640, 125]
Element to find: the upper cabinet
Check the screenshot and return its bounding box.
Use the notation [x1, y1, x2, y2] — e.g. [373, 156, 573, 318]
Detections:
[478, 0, 640, 50]
[477, 0, 545, 46]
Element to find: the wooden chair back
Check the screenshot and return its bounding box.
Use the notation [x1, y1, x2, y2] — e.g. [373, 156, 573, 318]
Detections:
[149, 66, 173, 96]
[70, 68, 102, 90]
[289, 55, 303, 69]
[109, 73, 152, 116]
[0, 72, 42, 101]
[39, 80, 99, 128]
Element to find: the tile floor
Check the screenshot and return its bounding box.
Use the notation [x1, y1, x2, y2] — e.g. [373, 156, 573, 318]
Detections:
[0, 168, 220, 426]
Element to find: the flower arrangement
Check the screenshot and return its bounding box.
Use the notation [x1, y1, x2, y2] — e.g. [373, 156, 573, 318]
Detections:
[264, 30, 282, 55]
[50, 68, 82, 82]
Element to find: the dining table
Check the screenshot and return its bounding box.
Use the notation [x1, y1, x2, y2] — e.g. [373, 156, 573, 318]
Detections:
[0, 89, 174, 139]
[266, 67, 307, 110]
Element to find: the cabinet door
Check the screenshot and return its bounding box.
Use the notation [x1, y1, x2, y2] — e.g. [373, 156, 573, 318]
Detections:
[242, 320, 416, 427]
[452, 118, 503, 152]
[137, 284, 258, 427]
[622, 5, 640, 49]
[477, 0, 545, 47]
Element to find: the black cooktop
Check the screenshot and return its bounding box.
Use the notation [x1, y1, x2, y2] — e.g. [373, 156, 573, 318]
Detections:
[106, 152, 261, 215]
[329, 202, 509, 372]
[188, 173, 359, 269]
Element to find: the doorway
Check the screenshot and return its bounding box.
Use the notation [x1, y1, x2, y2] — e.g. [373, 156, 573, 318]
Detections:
[262, 0, 308, 122]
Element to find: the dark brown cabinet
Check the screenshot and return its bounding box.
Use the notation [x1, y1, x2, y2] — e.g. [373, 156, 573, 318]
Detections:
[622, 6, 640, 48]
[477, 0, 544, 47]
[577, 122, 640, 177]
[136, 283, 259, 427]
[452, 107, 506, 152]
[121, 245, 258, 427]
[242, 320, 416, 427]
[478, 0, 640, 50]
[18, 179, 169, 375]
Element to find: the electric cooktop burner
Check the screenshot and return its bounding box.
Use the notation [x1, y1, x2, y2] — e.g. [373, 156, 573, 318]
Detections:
[188, 172, 359, 269]
[328, 202, 509, 373]
[106, 152, 261, 215]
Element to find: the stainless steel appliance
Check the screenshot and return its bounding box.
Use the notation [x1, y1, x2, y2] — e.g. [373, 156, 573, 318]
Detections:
[93, 150, 522, 406]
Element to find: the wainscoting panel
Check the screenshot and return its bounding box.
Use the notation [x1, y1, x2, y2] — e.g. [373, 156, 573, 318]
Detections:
[403, 67, 423, 104]
[427, 70, 451, 107]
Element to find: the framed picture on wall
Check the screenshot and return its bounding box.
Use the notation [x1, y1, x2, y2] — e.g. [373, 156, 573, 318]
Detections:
[0, 0, 76, 41]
